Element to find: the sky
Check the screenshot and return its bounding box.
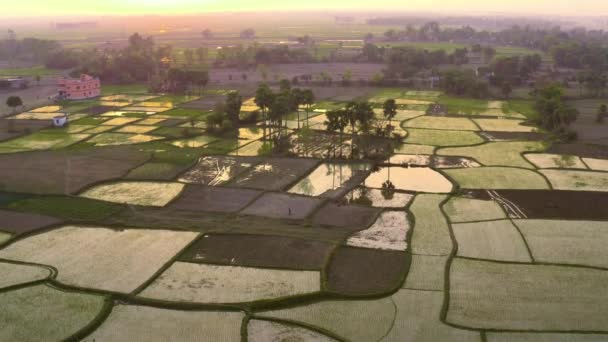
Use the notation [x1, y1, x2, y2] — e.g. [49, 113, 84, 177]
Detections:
[4, 0, 608, 16]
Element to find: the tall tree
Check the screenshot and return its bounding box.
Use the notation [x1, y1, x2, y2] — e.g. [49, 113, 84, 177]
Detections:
[254, 84, 274, 138]
[383, 99, 397, 134]
[597, 104, 607, 123]
[6, 96, 22, 114]
[269, 94, 290, 138]
[325, 109, 349, 157]
[225, 91, 243, 128]
[301, 89, 315, 128]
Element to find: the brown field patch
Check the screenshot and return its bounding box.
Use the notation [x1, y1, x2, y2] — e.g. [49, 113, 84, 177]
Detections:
[495, 190, 608, 220]
[230, 157, 319, 191]
[241, 192, 323, 220]
[312, 202, 381, 230]
[168, 185, 261, 213]
[0, 209, 62, 235]
[178, 156, 262, 185]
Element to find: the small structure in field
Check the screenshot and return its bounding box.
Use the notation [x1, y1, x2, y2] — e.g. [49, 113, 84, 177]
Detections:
[57, 74, 100, 100]
[52, 115, 68, 127]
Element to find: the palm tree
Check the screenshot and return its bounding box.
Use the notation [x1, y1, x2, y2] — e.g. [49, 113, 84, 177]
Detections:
[325, 109, 348, 158]
[255, 84, 274, 139]
[301, 89, 315, 127]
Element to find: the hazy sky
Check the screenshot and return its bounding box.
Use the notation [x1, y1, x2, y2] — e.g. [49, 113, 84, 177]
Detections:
[4, 0, 608, 16]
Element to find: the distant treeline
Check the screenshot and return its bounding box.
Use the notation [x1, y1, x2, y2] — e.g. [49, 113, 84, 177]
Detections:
[367, 16, 567, 31]
[0, 38, 61, 63]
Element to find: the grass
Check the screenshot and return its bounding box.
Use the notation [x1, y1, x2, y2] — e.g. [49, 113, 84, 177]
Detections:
[80, 181, 185, 207]
[0, 232, 11, 245]
[405, 128, 484, 147]
[409, 194, 453, 256]
[402, 255, 447, 291]
[443, 197, 506, 223]
[0, 284, 105, 342]
[161, 108, 211, 119]
[87, 133, 163, 146]
[540, 170, 608, 192]
[9, 196, 124, 221]
[437, 95, 488, 115]
[100, 84, 148, 95]
[504, 99, 538, 120]
[474, 118, 536, 132]
[89, 305, 244, 342]
[257, 296, 395, 342]
[447, 258, 608, 331]
[395, 144, 435, 155]
[403, 116, 479, 131]
[438, 141, 545, 168]
[452, 220, 532, 262]
[445, 167, 550, 190]
[0, 132, 91, 154]
[0, 65, 59, 77]
[0, 226, 198, 293]
[139, 262, 321, 303]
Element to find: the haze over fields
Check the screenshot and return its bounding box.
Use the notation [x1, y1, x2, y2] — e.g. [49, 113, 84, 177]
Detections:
[2, 0, 608, 16]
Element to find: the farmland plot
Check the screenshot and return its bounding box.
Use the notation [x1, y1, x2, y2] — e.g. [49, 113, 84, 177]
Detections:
[169, 185, 261, 213]
[405, 128, 484, 147]
[139, 262, 320, 303]
[524, 153, 587, 169]
[345, 187, 414, 208]
[474, 118, 535, 132]
[178, 156, 261, 185]
[0, 285, 105, 342]
[409, 194, 452, 256]
[444, 197, 506, 222]
[81, 181, 184, 206]
[452, 220, 532, 262]
[0, 226, 198, 293]
[257, 296, 396, 342]
[365, 167, 453, 193]
[248, 319, 338, 342]
[445, 167, 549, 189]
[541, 170, 608, 192]
[402, 255, 447, 291]
[515, 219, 608, 268]
[0, 262, 51, 290]
[447, 258, 608, 331]
[583, 158, 608, 171]
[438, 141, 545, 168]
[230, 158, 319, 191]
[241, 192, 323, 220]
[0, 209, 62, 235]
[0, 132, 90, 153]
[288, 162, 370, 197]
[403, 116, 479, 131]
[87, 305, 243, 342]
[346, 211, 410, 251]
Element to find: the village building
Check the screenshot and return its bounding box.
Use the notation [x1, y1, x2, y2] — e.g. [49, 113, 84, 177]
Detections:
[57, 74, 100, 100]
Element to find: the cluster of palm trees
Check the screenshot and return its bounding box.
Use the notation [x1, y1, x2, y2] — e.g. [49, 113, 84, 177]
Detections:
[254, 81, 315, 138]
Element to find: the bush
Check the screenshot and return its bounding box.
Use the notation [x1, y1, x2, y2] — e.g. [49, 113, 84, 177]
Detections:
[240, 110, 259, 125]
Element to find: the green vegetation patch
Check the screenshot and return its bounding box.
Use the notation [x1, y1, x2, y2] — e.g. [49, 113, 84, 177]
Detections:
[515, 219, 608, 269]
[257, 296, 396, 342]
[395, 144, 435, 155]
[402, 255, 447, 291]
[0, 284, 105, 342]
[503, 99, 538, 120]
[438, 141, 545, 168]
[384, 290, 480, 341]
[405, 128, 484, 147]
[524, 153, 587, 169]
[403, 115, 479, 131]
[447, 258, 608, 331]
[101, 84, 148, 95]
[88, 305, 243, 342]
[0, 262, 51, 289]
[160, 108, 211, 119]
[409, 194, 452, 256]
[9, 196, 123, 221]
[444, 197, 506, 223]
[0, 231, 11, 245]
[0, 65, 58, 76]
[540, 170, 608, 192]
[125, 162, 189, 181]
[445, 167, 550, 190]
[452, 220, 532, 262]
[139, 262, 320, 304]
[0, 132, 90, 153]
[87, 133, 163, 146]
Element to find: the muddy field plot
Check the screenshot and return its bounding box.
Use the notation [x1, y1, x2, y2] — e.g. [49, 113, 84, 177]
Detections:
[168, 185, 261, 213]
[447, 258, 608, 331]
[81, 181, 185, 207]
[0, 147, 150, 194]
[229, 158, 319, 191]
[311, 202, 380, 230]
[325, 246, 409, 296]
[515, 219, 608, 269]
[0, 209, 62, 235]
[179, 233, 334, 270]
[125, 162, 193, 181]
[241, 192, 323, 220]
[494, 190, 608, 220]
[445, 167, 550, 190]
[0, 226, 198, 293]
[0, 285, 106, 342]
[443, 197, 506, 223]
[139, 262, 321, 304]
[524, 153, 587, 169]
[346, 211, 410, 251]
[178, 155, 262, 185]
[452, 220, 532, 262]
[480, 131, 546, 142]
[87, 305, 243, 342]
